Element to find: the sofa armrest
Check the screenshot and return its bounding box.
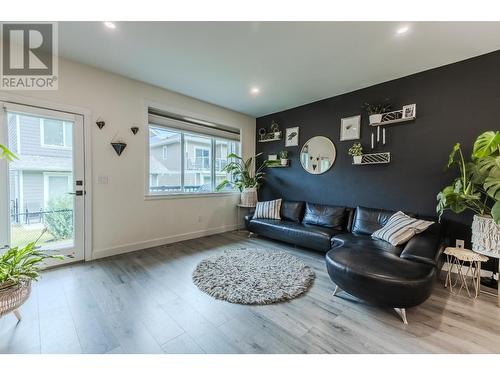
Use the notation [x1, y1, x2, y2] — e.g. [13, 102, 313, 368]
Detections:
[400, 223, 442, 267]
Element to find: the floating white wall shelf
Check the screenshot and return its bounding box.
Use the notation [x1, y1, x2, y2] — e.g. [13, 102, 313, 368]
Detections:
[258, 132, 282, 143]
[369, 104, 416, 127]
[353, 152, 391, 165]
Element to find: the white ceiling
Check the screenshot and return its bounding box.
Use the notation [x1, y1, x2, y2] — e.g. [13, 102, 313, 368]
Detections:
[58, 22, 500, 117]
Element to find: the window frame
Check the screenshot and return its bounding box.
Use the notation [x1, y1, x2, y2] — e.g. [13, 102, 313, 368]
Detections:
[40, 118, 72, 149]
[146, 123, 241, 198]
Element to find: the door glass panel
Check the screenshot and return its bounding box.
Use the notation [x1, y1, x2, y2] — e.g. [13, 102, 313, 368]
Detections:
[7, 112, 74, 249]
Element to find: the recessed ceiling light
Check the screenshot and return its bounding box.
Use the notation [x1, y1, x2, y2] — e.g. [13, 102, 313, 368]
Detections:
[396, 26, 409, 35]
[250, 87, 260, 95]
[104, 22, 116, 29]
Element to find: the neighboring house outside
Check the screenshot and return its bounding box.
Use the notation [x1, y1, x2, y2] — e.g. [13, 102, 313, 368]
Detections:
[8, 113, 73, 221]
[149, 127, 240, 193]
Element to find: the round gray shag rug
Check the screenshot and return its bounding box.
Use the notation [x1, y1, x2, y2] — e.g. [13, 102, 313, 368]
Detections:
[192, 248, 315, 304]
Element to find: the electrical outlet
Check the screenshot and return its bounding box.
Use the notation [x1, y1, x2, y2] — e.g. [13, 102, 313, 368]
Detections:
[456, 239, 465, 249]
[197, 215, 202, 223]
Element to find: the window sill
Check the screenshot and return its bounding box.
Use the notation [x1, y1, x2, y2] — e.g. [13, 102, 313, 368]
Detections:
[144, 191, 240, 201]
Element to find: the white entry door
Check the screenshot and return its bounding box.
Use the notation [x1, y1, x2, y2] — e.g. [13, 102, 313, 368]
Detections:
[0, 102, 85, 265]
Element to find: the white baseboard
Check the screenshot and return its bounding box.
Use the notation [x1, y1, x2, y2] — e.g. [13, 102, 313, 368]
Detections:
[90, 223, 239, 260]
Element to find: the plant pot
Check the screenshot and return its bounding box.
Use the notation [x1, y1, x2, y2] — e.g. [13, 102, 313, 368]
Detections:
[240, 188, 257, 207]
[471, 214, 500, 256]
[369, 114, 383, 125]
[280, 159, 288, 166]
[0, 279, 31, 319]
[353, 155, 362, 164]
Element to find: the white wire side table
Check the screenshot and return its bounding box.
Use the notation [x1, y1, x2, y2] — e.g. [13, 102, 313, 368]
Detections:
[444, 247, 489, 299]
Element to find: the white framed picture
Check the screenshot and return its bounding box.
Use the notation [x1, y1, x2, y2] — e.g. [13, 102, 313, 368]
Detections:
[285, 126, 299, 147]
[402, 104, 416, 119]
[340, 115, 361, 141]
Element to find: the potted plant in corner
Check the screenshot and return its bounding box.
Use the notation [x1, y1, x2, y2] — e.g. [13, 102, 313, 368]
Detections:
[215, 153, 275, 206]
[348, 142, 363, 164]
[0, 230, 64, 321]
[437, 131, 500, 256]
[364, 102, 392, 125]
[0, 143, 63, 322]
[278, 150, 289, 166]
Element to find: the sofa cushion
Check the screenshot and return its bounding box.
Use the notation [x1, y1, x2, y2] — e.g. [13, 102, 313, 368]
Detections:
[372, 211, 434, 246]
[331, 232, 403, 256]
[281, 201, 305, 222]
[352, 206, 397, 235]
[247, 218, 343, 252]
[325, 246, 436, 308]
[302, 202, 346, 230]
[253, 199, 282, 220]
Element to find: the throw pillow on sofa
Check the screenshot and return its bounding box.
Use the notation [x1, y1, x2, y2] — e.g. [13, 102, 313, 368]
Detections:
[302, 202, 346, 229]
[372, 211, 434, 246]
[253, 199, 282, 220]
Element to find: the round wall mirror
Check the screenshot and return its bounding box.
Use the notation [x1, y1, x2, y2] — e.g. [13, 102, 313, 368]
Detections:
[300, 136, 336, 174]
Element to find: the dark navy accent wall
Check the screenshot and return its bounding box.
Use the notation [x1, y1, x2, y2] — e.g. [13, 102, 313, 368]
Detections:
[256, 50, 500, 258]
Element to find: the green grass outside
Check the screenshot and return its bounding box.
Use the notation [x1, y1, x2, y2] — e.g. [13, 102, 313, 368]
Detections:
[10, 225, 55, 248]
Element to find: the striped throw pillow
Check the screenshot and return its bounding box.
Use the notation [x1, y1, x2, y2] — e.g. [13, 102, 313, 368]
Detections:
[253, 199, 282, 220]
[371, 211, 434, 246]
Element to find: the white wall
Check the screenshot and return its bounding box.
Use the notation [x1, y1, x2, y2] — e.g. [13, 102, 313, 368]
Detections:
[1, 57, 256, 259]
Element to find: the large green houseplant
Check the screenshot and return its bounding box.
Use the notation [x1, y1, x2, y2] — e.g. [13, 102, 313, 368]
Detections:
[216, 153, 275, 206]
[437, 131, 500, 255]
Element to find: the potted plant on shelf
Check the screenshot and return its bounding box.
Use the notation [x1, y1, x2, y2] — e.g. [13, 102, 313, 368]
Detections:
[364, 102, 392, 125]
[270, 120, 281, 139]
[348, 142, 363, 164]
[437, 131, 500, 256]
[215, 153, 275, 206]
[278, 150, 289, 166]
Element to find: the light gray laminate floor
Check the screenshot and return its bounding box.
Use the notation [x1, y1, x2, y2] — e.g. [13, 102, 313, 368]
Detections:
[1, 231, 499, 354]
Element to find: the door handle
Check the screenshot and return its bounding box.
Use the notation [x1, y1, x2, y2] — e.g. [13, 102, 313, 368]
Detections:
[68, 191, 84, 196]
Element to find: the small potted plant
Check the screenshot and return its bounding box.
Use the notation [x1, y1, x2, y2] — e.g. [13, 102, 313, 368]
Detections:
[364, 102, 392, 125]
[278, 150, 289, 166]
[348, 142, 363, 164]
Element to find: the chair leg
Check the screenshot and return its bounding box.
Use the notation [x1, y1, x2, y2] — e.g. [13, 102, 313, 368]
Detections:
[13, 309, 22, 321]
[394, 308, 408, 324]
[332, 285, 342, 297]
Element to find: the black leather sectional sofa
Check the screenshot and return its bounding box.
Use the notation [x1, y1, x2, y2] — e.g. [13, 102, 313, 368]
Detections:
[245, 201, 443, 323]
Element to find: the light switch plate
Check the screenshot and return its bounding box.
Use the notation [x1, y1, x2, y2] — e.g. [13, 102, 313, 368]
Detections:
[97, 176, 109, 185]
[456, 239, 465, 249]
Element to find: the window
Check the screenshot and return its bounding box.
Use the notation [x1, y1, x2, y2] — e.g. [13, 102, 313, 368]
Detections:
[41, 119, 72, 148]
[43, 172, 73, 208]
[215, 139, 241, 190]
[149, 126, 182, 193]
[148, 123, 241, 195]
